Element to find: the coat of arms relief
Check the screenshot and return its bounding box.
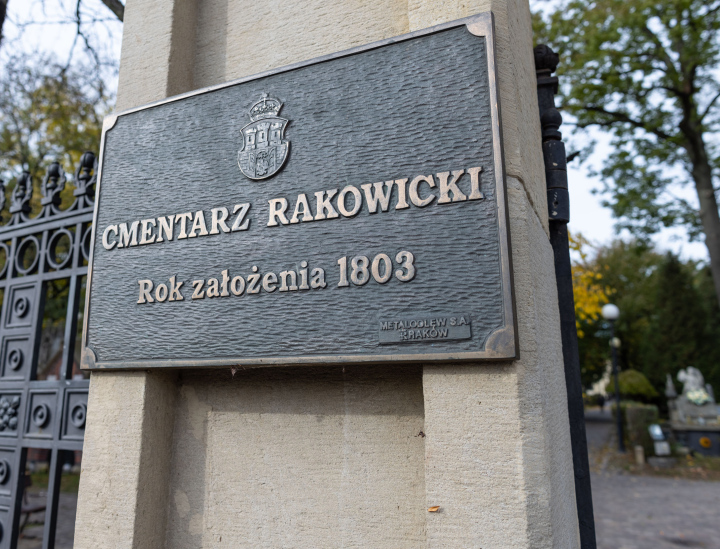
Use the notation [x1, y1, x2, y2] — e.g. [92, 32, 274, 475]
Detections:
[237, 95, 290, 180]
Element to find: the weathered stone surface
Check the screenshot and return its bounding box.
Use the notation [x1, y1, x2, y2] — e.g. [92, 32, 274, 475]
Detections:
[422, 179, 577, 548]
[165, 367, 426, 547]
[74, 371, 177, 548]
[409, 0, 548, 235]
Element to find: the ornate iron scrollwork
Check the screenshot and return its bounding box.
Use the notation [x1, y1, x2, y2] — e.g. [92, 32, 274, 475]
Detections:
[0, 396, 20, 431]
[12, 297, 29, 318]
[31, 402, 50, 428]
[7, 349, 23, 371]
[0, 153, 97, 228]
[72, 151, 97, 210]
[39, 162, 67, 218]
[0, 459, 9, 484]
[46, 228, 74, 269]
[8, 171, 32, 226]
[70, 403, 87, 428]
[0, 179, 5, 222]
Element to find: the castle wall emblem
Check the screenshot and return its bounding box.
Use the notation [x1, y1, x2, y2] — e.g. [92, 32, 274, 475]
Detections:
[237, 96, 290, 180]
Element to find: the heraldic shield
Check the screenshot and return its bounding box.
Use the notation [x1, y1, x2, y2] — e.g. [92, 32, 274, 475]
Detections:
[237, 96, 290, 180]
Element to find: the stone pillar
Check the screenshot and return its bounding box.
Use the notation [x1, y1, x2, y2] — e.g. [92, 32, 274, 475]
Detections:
[74, 371, 177, 548]
[75, 1, 191, 546]
[114, 0, 198, 109]
[413, 4, 580, 546]
[75, 0, 579, 547]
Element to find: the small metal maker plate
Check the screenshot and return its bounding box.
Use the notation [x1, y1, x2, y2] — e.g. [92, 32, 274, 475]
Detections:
[82, 12, 517, 369]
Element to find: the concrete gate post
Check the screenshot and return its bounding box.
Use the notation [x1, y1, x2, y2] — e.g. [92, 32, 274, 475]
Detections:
[74, 0, 580, 547]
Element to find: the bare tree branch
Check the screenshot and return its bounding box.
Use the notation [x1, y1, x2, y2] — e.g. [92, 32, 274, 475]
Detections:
[579, 105, 673, 141]
[99, 0, 123, 22]
[69, 0, 101, 70]
[0, 0, 7, 47]
[700, 89, 720, 123]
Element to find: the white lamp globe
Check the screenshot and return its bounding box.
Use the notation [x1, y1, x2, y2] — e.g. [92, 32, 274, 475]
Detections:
[601, 303, 620, 321]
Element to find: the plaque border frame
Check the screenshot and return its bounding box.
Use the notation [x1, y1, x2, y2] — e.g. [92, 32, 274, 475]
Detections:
[81, 11, 519, 370]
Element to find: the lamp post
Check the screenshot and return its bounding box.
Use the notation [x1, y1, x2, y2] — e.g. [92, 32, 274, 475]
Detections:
[602, 303, 625, 453]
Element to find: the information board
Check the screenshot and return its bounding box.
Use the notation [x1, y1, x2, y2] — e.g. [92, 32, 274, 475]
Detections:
[81, 13, 517, 369]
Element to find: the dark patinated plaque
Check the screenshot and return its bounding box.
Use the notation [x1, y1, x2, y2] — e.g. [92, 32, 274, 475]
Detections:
[81, 12, 516, 369]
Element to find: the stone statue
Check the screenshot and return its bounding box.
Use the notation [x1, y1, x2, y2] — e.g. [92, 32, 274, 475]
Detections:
[665, 373, 677, 399]
[672, 367, 718, 424]
[678, 367, 706, 394]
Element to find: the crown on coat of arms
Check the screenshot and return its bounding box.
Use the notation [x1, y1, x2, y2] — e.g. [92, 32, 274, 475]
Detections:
[248, 96, 283, 122]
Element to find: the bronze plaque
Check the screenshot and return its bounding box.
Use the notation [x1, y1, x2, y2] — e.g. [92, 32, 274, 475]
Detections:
[81, 13, 516, 369]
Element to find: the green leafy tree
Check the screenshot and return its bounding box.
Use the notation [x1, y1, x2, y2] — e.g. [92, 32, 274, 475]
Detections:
[575, 239, 720, 396]
[694, 264, 720, 389]
[536, 0, 720, 305]
[576, 240, 664, 387]
[637, 254, 711, 390]
[0, 53, 110, 215]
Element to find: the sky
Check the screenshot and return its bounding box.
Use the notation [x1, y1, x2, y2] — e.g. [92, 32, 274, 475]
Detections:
[1, 0, 122, 87]
[566, 136, 708, 261]
[1, 0, 710, 264]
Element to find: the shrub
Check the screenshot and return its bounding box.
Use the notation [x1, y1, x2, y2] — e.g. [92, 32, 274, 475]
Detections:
[610, 401, 660, 453]
[605, 370, 658, 403]
[625, 403, 659, 454]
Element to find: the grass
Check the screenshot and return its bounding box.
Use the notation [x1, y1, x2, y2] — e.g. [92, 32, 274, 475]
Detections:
[608, 451, 720, 481]
[28, 471, 81, 494]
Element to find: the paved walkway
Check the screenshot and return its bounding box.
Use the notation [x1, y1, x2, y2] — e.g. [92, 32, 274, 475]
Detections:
[586, 409, 720, 549]
[592, 472, 720, 548]
[585, 408, 616, 454]
[17, 492, 76, 549]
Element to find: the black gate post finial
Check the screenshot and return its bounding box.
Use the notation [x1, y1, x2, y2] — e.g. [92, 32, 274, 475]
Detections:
[7, 171, 33, 226]
[39, 161, 67, 218]
[535, 44, 597, 549]
[535, 44, 569, 224]
[73, 151, 97, 209]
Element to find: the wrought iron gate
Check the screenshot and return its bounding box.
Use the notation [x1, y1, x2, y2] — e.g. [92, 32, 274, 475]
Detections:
[0, 153, 95, 548]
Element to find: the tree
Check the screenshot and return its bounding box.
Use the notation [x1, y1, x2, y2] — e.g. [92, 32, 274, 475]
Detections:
[604, 370, 658, 402]
[574, 239, 664, 388]
[569, 233, 614, 390]
[0, 1, 7, 47]
[638, 253, 720, 394]
[694, 263, 720, 390]
[536, 0, 720, 305]
[0, 53, 110, 215]
[572, 238, 720, 396]
[0, 0, 123, 44]
[569, 232, 609, 338]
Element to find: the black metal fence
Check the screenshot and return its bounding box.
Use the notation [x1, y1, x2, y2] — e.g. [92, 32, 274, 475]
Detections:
[0, 153, 95, 549]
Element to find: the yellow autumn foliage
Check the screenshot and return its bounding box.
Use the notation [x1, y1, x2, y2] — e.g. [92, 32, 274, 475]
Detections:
[569, 232, 609, 337]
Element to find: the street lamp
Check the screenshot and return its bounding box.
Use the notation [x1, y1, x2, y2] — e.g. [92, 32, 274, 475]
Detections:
[601, 303, 625, 452]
